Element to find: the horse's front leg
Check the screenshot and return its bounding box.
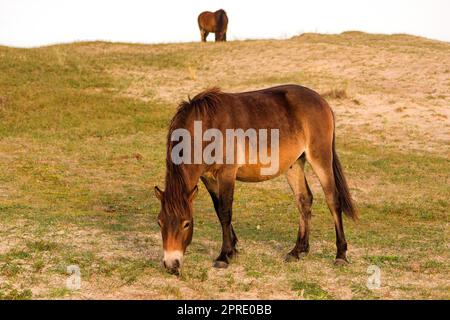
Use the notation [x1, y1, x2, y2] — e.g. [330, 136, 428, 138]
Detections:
[202, 168, 238, 268]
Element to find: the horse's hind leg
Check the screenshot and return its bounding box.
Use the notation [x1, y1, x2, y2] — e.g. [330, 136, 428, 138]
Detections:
[285, 155, 313, 262]
[200, 29, 208, 42]
[215, 32, 225, 42]
[306, 145, 348, 265]
[201, 169, 238, 268]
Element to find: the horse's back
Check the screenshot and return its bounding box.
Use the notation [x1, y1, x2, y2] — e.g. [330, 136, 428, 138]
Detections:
[234, 84, 325, 105]
[226, 84, 334, 152]
[198, 11, 213, 20]
[229, 85, 332, 124]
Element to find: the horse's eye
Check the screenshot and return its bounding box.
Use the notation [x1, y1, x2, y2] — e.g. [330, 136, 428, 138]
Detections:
[182, 221, 191, 229]
[157, 219, 163, 228]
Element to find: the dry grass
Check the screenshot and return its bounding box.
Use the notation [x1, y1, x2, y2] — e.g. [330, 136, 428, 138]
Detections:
[0, 32, 449, 299]
[321, 88, 349, 100]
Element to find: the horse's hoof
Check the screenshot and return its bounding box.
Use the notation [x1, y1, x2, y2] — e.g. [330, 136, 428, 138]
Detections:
[285, 251, 307, 263]
[284, 254, 299, 263]
[213, 261, 229, 269]
[334, 258, 349, 266]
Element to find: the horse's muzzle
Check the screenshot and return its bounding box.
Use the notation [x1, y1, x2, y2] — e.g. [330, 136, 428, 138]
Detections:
[163, 250, 183, 275]
[163, 259, 181, 275]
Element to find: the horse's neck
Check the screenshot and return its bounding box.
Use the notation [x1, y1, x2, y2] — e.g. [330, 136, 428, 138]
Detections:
[165, 163, 202, 195]
[166, 106, 209, 193]
[182, 164, 203, 192]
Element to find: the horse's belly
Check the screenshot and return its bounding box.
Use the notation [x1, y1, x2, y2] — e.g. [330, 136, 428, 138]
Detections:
[236, 139, 304, 182]
[236, 165, 277, 182]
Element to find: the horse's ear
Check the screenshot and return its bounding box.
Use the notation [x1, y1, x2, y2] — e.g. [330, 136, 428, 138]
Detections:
[154, 186, 164, 201]
[188, 185, 198, 201]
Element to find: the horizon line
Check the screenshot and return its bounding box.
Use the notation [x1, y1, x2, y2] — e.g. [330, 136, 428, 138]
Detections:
[1, 30, 448, 49]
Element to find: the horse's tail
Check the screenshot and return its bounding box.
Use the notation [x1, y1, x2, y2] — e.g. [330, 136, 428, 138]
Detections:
[332, 117, 359, 221]
[215, 9, 227, 32]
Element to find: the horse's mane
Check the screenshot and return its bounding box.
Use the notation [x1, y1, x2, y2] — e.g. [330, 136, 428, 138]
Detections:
[163, 88, 222, 217]
[215, 9, 227, 32]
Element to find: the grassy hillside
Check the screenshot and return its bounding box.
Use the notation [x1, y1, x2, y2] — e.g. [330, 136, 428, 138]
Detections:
[0, 32, 449, 299]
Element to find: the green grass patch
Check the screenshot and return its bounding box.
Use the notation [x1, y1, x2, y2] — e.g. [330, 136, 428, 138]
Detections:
[0, 286, 33, 300]
[291, 280, 330, 300]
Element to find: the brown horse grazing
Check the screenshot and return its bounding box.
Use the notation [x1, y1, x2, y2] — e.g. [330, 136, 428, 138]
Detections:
[155, 85, 358, 275]
[198, 9, 228, 42]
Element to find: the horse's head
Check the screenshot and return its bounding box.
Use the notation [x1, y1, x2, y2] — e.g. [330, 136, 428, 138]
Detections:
[154, 185, 198, 275]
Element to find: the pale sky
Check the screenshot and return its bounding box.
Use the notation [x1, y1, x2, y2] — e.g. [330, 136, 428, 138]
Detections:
[0, 0, 449, 47]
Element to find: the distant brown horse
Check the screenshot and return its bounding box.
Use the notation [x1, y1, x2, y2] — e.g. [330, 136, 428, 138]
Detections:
[155, 85, 358, 275]
[198, 9, 228, 42]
